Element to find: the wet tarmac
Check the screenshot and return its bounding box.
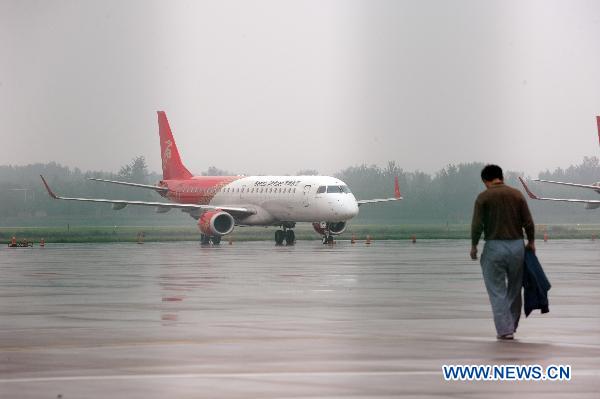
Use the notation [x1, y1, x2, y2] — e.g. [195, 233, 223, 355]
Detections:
[0, 239, 599, 398]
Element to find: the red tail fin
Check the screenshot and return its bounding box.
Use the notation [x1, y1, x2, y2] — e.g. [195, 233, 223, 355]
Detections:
[596, 116, 600, 147]
[394, 176, 401, 199]
[157, 111, 193, 180]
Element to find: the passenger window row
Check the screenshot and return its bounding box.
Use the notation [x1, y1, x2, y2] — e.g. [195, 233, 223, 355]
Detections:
[179, 187, 219, 194]
[179, 185, 349, 195]
[219, 187, 297, 194]
[179, 185, 348, 195]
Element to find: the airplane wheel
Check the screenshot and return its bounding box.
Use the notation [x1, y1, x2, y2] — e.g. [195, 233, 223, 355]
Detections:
[323, 235, 334, 245]
[285, 230, 295, 245]
[200, 234, 211, 245]
[275, 230, 285, 245]
[211, 236, 221, 245]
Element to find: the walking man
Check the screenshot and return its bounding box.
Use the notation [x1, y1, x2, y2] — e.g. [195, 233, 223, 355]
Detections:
[471, 164, 535, 340]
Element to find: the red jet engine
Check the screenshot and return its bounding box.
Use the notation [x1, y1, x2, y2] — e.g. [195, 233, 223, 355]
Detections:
[198, 210, 235, 236]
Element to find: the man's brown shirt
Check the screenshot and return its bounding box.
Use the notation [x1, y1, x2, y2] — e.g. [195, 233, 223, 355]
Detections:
[471, 182, 535, 246]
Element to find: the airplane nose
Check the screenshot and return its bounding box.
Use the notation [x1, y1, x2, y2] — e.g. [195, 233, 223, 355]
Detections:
[345, 196, 359, 219]
[331, 195, 359, 219]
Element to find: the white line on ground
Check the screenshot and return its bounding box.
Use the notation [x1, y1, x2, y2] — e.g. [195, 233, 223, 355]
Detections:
[1, 369, 599, 384]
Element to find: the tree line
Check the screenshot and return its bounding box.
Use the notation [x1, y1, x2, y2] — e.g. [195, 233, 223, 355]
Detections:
[1, 156, 598, 226]
[337, 157, 600, 224]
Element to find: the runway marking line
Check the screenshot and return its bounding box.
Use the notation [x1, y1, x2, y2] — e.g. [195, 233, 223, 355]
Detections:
[1, 369, 600, 384]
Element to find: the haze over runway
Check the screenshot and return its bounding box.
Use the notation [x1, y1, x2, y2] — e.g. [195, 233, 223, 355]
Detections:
[2, 0, 600, 176]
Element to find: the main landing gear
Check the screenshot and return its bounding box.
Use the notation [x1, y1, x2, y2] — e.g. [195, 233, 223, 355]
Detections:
[200, 234, 221, 245]
[275, 223, 296, 245]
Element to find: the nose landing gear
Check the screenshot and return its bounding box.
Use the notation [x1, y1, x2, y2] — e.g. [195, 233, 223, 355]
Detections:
[322, 233, 334, 245]
[312, 222, 339, 245]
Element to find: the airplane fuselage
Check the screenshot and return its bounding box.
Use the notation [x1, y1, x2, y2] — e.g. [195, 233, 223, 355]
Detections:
[159, 175, 360, 225]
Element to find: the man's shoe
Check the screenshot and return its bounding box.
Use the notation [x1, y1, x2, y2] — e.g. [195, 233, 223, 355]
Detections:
[497, 333, 514, 340]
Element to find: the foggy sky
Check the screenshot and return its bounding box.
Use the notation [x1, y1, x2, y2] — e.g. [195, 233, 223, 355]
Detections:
[1, 0, 600, 177]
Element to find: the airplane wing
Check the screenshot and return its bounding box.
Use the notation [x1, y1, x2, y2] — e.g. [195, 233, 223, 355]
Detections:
[88, 177, 169, 192]
[357, 176, 403, 205]
[519, 177, 600, 204]
[534, 179, 600, 191]
[40, 175, 255, 216]
[357, 197, 403, 205]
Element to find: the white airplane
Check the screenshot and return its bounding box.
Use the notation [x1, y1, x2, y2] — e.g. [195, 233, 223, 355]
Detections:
[41, 111, 402, 244]
[519, 116, 600, 209]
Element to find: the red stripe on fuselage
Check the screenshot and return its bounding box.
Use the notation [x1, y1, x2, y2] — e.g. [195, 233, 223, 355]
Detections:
[161, 176, 242, 205]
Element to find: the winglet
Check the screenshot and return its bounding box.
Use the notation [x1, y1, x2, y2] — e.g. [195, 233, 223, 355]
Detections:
[519, 177, 539, 200]
[40, 175, 58, 199]
[394, 176, 401, 199]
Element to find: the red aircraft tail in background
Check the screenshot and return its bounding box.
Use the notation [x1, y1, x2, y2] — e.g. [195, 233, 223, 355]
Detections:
[596, 116, 600, 147]
[158, 111, 193, 180]
[394, 176, 401, 199]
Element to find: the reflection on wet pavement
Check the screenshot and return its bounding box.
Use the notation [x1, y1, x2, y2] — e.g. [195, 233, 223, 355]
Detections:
[0, 240, 598, 398]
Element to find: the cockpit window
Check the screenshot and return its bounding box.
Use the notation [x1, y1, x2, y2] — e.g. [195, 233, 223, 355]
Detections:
[317, 186, 326, 194]
[326, 185, 351, 193]
[325, 185, 351, 194]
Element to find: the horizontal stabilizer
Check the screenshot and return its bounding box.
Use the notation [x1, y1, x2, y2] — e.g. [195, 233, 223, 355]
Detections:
[88, 178, 168, 192]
